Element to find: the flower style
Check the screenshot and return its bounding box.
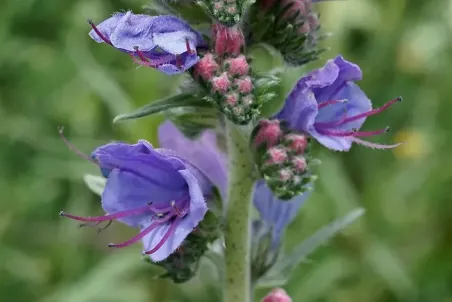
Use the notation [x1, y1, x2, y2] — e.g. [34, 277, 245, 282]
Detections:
[88, 12, 205, 75]
[60, 140, 210, 262]
[275, 55, 403, 151]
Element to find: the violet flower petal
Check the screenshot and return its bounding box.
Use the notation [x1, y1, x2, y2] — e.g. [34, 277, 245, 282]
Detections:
[142, 169, 208, 261]
[253, 180, 310, 248]
[158, 121, 228, 199]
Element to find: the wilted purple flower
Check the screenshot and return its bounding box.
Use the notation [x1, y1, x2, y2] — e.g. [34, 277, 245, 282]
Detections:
[60, 140, 210, 262]
[88, 11, 205, 75]
[158, 121, 228, 199]
[275, 55, 403, 151]
[253, 180, 310, 249]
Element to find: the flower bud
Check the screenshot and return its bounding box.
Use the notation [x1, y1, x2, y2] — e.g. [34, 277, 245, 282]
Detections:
[194, 53, 220, 81]
[252, 119, 284, 149]
[251, 119, 314, 200]
[213, 24, 245, 57]
[261, 288, 292, 302]
[224, 55, 250, 76]
[152, 211, 220, 283]
[248, 0, 323, 66]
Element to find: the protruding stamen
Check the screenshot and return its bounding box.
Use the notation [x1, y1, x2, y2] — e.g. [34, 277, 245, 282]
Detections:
[185, 38, 193, 54]
[142, 217, 182, 255]
[170, 201, 185, 217]
[129, 54, 175, 68]
[87, 19, 112, 45]
[58, 126, 97, 164]
[133, 46, 150, 62]
[318, 99, 349, 109]
[317, 128, 358, 137]
[59, 205, 151, 222]
[331, 96, 402, 126]
[351, 137, 405, 149]
[108, 216, 171, 248]
[352, 126, 390, 137]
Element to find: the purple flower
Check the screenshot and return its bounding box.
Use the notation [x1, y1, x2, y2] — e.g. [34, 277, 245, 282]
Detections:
[275, 55, 403, 151]
[158, 121, 228, 199]
[60, 140, 210, 262]
[88, 12, 205, 75]
[253, 180, 310, 249]
[157, 121, 309, 248]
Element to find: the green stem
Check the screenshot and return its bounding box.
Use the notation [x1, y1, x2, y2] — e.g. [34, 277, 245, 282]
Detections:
[224, 120, 255, 302]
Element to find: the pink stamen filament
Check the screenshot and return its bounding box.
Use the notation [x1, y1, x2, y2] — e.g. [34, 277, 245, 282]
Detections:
[318, 99, 348, 109]
[108, 215, 172, 248]
[60, 205, 152, 222]
[88, 20, 112, 45]
[142, 217, 182, 255]
[170, 201, 186, 217]
[352, 127, 390, 137]
[185, 38, 193, 54]
[129, 53, 176, 68]
[317, 128, 357, 137]
[328, 96, 402, 127]
[58, 126, 98, 165]
[318, 127, 389, 138]
[133, 46, 150, 62]
[315, 106, 349, 128]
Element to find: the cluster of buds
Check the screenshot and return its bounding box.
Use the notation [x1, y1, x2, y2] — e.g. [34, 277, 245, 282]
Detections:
[194, 25, 261, 124]
[198, 0, 253, 26]
[151, 211, 220, 283]
[251, 119, 315, 200]
[248, 0, 322, 66]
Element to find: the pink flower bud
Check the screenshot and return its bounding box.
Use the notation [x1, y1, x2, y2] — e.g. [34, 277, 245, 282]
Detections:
[214, 1, 224, 10]
[213, 24, 244, 56]
[292, 156, 307, 172]
[235, 76, 253, 94]
[195, 53, 219, 81]
[285, 133, 308, 154]
[262, 288, 292, 302]
[278, 169, 293, 182]
[254, 119, 283, 147]
[225, 55, 250, 76]
[266, 147, 288, 165]
[225, 92, 239, 105]
[226, 5, 237, 14]
[211, 72, 231, 93]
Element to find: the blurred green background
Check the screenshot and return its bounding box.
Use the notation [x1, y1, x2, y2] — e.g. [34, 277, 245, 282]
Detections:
[1, 0, 451, 301]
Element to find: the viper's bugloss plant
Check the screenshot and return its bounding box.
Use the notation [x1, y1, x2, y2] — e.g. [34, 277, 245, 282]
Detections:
[58, 1, 404, 301]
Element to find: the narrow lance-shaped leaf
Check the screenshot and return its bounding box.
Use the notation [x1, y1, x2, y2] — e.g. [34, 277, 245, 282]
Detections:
[257, 207, 365, 288]
[113, 93, 213, 123]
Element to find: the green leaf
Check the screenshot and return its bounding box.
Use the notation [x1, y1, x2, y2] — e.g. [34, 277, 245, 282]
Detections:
[165, 106, 218, 139]
[83, 174, 106, 196]
[113, 93, 212, 124]
[257, 207, 365, 288]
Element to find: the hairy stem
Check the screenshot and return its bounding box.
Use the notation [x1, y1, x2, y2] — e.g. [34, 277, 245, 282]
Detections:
[224, 120, 255, 302]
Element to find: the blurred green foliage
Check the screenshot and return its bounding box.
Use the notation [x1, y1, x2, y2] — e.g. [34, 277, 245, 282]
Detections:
[1, 0, 451, 301]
